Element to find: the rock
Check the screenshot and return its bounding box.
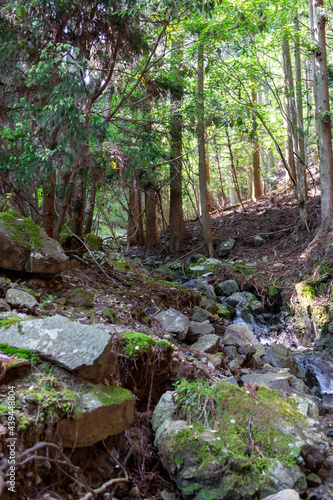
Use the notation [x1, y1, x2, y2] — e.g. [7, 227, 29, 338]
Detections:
[224, 345, 237, 359]
[201, 272, 217, 283]
[192, 306, 215, 322]
[188, 321, 214, 342]
[301, 444, 326, 472]
[69, 258, 81, 269]
[228, 291, 263, 314]
[229, 354, 246, 370]
[215, 304, 231, 318]
[184, 279, 216, 300]
[261, 490, 300, 500]
[254, 235, 266, 247]
[191, 334, 220, 353]
[215, 279, 239, 297]
[188, 258, 224, 278]
[206, 353, 223, 368]
[0, 277, 10, 295]
[0, 315, 116, 383]
[155, 308, 190, 340]
[199, 296, 216, 310]
[263, 345, 304, 378]
[217, 238, 236, 258]
[153, 383, 314, 500]
[0, 299, 11, 312]
[108, 251, 131, 271]
[306, 472, 322, 486]
[223, 324, 266, 361]
[6, 289, 38, 311]
[57, 385, 134, 447]
[0, 211, 68, 274]
[66, 287, 93, 308]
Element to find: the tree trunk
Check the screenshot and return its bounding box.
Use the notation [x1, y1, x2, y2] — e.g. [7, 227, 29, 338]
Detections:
[251, 89, 262, 200]
[294, 15, 308, 201]
[312, 0, 333, 233]
[169, 107, 187, 254]
[83, 175, 97, 235]
[145, 185, 160, 249]
[42, 171, 56, 238]
[69, 173, 86, 237]
[197, 40, 214, 257]
[128, 175, 145, 247]
[282, 38, 298, 192]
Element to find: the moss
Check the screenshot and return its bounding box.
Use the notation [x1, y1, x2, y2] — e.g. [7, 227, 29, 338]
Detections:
[0, 210, 42, 248]
[102, 308, 124, 324]
[215, 304, 231, 318]
[90, 385, 133, 406]
[268, 284, 279, 297]
[295, 282, 316, 309]
[0, 343, 40, 363]
[312, 304, 330, 327]
[66, 287, 93, 307]
[0, 315, 26, 329]
[86, 233, 103, 251]
[233, 263, 252, 275]
[169, 380, 304, 497]
[121, 331, 172, 357]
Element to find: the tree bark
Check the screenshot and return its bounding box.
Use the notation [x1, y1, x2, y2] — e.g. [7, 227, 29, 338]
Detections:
[42, 171, 56, 238]
[251, 89, 262, 200]
[169, 96, 187, 255]
[145, 185, 160, 250]
[83, 175, 97, 235]
[128, 175, 145, 247]
[197, 40, 214, 257]
[69, 174, 86, 237]
[312, 0, 333, 234]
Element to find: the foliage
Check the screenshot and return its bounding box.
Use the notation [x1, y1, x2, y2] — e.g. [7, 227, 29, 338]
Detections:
[121, 331, 172, 357]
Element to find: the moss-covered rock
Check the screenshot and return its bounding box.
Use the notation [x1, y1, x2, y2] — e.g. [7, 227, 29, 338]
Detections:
[66, 287, 93, 308]
[0, 210, 42, 248]
[152, 381, 324, 499]
[121, 331, 172, 357]
[57, 385, 134, 447]
[86, 233, 103, 251]
[187, 258, 224, 278]
[102, 308, 124, 324]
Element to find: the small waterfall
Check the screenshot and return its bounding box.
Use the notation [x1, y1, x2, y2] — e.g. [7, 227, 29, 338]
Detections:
[297, 355, 333, 402]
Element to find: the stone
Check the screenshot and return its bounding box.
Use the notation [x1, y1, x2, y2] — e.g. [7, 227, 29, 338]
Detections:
[192, 306, 215, 322]
[108, 252, 131, 272]
[191, 334, 220, 354]
[206, 353, 223, 368]
[66, 287, 94, 308]
[224, 345, 237, 359]
[262, 491, 300, 500]
[188, 258, 224, 278]
[188, 320, 214, 339]
[0, 212, 68, 274]
[254, 235, 266, 247]
[217, 238, 236, 258]
[152, 383, 315, 500]
[6, 289, 38, 311]
[228, 291, 263, 314]
[0, 299, 11, 312]
[155, 308, 190, 340]
[0, 315, 116, 383]
[215, 304, 231, 318]
[223, 324, 266, 361]
[229, 354, 246, 370]
[215, 279, 239, 297]
[57, 385, 134, 447]
[199, 296, 216, 310]
[184, 279, 216, 300]
[263, 345, 304, 379]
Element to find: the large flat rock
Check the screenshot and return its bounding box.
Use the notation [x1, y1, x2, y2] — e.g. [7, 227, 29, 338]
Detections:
[57, 385, 134, 447]
[0, 315, 116, 383]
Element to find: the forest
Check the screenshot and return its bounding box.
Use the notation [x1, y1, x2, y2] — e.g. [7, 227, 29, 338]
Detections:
[1, 0, 333, 499]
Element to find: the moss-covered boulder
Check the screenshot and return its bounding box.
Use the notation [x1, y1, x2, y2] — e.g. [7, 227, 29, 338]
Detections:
[66, 287, 93, 308]
[57, 385, 134, 447]
[86, 233, 103, 251]
[187, 258, 224, 278]
[295, 282, 330, 338]
[152, 381, 327, 499]
[0, 210, 68, 274]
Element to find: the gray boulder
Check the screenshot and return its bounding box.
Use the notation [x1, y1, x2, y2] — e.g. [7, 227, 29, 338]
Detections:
[188, 258, 224, 278]
[187, 321, 214, 342]
[6, 289, 37, 311]
[191, 334, 220, 353]
[228, 291, 263, 314]
[0, 212, 68, 274]
[155, 308, 190, 340]
[57, 385, 134, 447]
[262, 491, 300, 500]
[254, 235, 266, 248]
[0, 315, 116, 383]
[192, 306, 215, 322]
[223, 323, 266, 361]
[215, 279, 239, 297]
[263, 345, 304, 378]
[217, 238, 236, 258]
